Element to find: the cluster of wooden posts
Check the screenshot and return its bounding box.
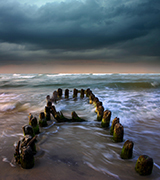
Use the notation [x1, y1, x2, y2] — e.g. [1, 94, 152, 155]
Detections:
[14, 88, 153, 176]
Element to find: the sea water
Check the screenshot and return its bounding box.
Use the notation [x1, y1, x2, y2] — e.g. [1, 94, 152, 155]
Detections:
[0, 73, 160, 180]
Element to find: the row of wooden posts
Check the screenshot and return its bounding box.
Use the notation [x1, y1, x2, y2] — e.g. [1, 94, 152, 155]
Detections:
[14, 88, 153, 176]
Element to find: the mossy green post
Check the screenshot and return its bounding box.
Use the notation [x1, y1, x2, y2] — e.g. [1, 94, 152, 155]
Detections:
[120, 140, 134, 159]
[89, 94, 95, 104]
[110, 117, 119, 135]
[95, 101, 102, 113]
[96, 106, 104, 121]
[39, 119, 47, 127]
[39, 112, 47, 127]
[32, 124, 39, 134]
[29, 117, 39, 134]
[135, 155, 153, 175]
[55, 111, 66, 122]
[113, 123, 124, 142]
[71, 111, 86, 122]
[93, 97, 99, 107]
[101, 110, 111, 128]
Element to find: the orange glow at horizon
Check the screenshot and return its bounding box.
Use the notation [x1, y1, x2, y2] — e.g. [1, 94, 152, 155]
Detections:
[0, 61, 159, 74]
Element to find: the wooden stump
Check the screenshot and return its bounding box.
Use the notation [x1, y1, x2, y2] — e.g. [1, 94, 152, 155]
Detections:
[113, 123, 124, 142]
[96, 106, 104, 121]
[65, 89, 69, 98]
[120, 140, 134, 159]
[39, 112, 47, 127]
[80, 89, 85, 98]
[135, 155, 153, 175]
[73, 88, 78, 98]
[101, 110, 111, 128]
[57, 88, 63, 98]
[110, 117, 119, 135]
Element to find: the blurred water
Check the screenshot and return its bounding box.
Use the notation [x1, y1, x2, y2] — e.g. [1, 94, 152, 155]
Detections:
[0, 73, 160, 179]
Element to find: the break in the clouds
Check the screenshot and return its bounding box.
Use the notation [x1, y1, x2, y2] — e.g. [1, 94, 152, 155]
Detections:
[0, 0, 160, 68]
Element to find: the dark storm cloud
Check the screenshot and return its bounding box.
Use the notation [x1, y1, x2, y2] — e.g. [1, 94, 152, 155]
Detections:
[0, 0, 160, 65]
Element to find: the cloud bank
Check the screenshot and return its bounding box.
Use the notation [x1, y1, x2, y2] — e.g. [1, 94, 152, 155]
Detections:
[0, 0, 160, 71]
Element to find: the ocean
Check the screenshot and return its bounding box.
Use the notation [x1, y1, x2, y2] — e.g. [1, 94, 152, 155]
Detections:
[0, 73, 160, 180]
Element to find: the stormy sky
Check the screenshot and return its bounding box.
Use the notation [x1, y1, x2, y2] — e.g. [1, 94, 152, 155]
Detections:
[0, 0, 160, 73]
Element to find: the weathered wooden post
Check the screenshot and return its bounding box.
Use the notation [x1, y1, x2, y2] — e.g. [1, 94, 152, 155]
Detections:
[120, 140, 134, 159]
[65, 89, 69, 98]
[28, 113, 33, 123]
[113, 123, 124, 142]
[135, 155, 153, 175]
[39, 112, 47, 127]
[89, 93, 95, 104]
[85, 88, 91, 97]
[97, 106, 104, 121]
[47, 101, 52, 107]
[101, 110, 111, 128]
[22, 125, 34, 137]
[20, 146, 34, 169]
[95, 101, 102, 113]
[21, 135, 37, 155]
[44, 106, 51, 121]
[15, 136, 37, 169]
[110, 117, 119, 135]
[46, 95, 50, 102]
[57, 88, 63, 98]
[29, 116, 39, 134]
[51, 91, 58, 103]
[73, 88, 78, 98]
[80, 89, 85, 98]
[71, 111, 86, 122]
[93, 97, 99, 107]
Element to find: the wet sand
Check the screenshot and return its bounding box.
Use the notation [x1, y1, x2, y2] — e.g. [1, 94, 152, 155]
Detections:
[0, 142, 116, 180]
[1, 121, 160, 180]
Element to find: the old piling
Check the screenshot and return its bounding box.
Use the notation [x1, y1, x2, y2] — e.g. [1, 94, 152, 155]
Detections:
[21, 135, 37, 155]
[80, 89, 85, 98]
[73, 88, 78, 98]
[46, 95, 50, 102]
[95, 101, 102, 113]
[29, 116, 39, 134]
[71, 111, 86, 122]
[39, 112, 47, 127]
[113, 123, 124, 142]
[20, 146, 34, 169]
[96, 106, 104, 121]
[135, 155, 153, 175]
[65, 89, 69, 98]
[93, 97, 99, 107]
[22, 125, 34, 137]
[57, 88, 63, 98]
[120, 140, 134, 159]
[51, 91, 58, 103]
[101, 110, 111, 128]
[45, 106, 51, 121]
[110, 117, 120, 135]
[89, 93, 95, 104]
[85, 88, 92, 97]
